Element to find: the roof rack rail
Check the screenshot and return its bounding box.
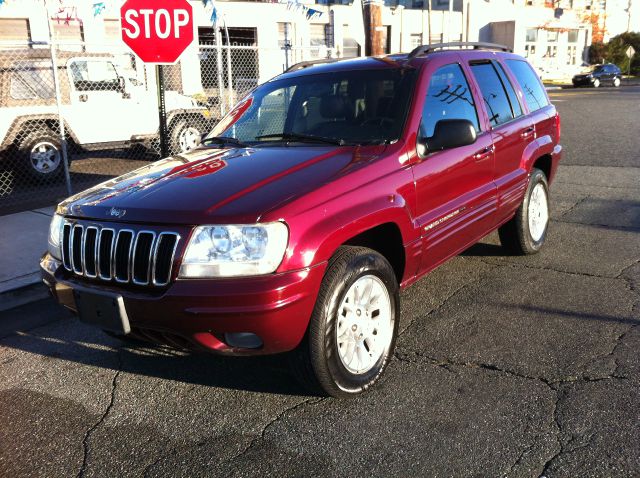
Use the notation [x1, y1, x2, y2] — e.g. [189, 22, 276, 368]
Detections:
[285, 57, 349, 73]
[407, 42, 512, 59]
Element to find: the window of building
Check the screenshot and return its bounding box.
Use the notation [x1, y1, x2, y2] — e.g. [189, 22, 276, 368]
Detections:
[278, 22, 293, 48]
[545, 45, 557, 57]
[410, 34, 423, 50]
[0, 18, 30, 41]
[310, 23, 329, 47]
[525, 44, 537, 57]
[546, 30, 558, 42]
[420, 63, 480, 138]
[342, 24, 360, 58]
[505, 59, 549, 112]
[525, 29, 538, 42]
[470, 62, 515, 127]
[567, 29, 579, 43]
[567, 45, 577, 64]
[52, 21, 84, 42]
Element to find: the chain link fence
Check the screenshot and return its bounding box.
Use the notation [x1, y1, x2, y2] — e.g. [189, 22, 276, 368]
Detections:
[0, 39, 334, 215]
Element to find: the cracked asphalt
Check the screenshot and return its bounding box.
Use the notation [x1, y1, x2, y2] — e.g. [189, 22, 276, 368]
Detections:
[1, 86, 639, 478]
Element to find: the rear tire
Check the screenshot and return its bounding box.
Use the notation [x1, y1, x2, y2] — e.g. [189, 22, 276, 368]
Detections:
[613, 77, 621, 87]
[498, 168, 550, 255]
[289, 246, 399, 398]
[593, 78, 600, 88]
[170, 119, 202, 154]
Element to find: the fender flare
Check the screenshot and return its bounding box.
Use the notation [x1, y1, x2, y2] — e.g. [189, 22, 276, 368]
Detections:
[282, 193, 418, 280]
[521, 134, 554, 173]
[2, 114, 80, 148]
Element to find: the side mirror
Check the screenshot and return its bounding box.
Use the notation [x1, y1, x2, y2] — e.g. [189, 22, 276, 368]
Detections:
[417, 119, 477, 156]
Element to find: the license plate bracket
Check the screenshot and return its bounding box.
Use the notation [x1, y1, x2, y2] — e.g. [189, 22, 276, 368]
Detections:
[73, 289, 131, 335]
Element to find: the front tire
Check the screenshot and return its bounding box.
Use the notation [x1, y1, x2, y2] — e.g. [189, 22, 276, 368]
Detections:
[290, 246, 399, 398]
[498, 168, 550, 255]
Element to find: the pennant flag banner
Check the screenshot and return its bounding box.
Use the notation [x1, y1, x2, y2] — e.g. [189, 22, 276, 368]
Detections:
[202, 0, 219, 25]
[93, 2, 106, 17]
[280, 0, 323, 21]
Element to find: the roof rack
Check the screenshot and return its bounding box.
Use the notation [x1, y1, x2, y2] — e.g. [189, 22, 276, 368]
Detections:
[407, 42, 512, 59]
[285, 57, 349, 73]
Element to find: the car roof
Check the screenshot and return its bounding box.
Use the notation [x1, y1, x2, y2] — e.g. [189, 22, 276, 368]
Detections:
[278, 42, 524, 80]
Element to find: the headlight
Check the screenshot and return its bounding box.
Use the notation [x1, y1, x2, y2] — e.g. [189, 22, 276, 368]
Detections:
[48, 214, 64, 260]
[179, 222, 289, 278]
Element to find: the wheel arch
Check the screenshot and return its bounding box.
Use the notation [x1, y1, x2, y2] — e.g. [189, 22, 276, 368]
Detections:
[5, 115, 79, 147]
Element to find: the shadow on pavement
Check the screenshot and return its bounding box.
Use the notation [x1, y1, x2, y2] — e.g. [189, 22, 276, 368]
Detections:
[0, 298, 313, 397]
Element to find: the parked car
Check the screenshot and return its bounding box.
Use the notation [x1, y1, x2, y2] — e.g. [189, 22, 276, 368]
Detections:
[0, 50, 212, 180]
[572, 63, 622, 88]
[42, 42, 562, 397]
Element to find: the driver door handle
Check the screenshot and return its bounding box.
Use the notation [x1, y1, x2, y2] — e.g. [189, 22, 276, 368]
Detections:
[521, 126, 535, 139]
[473, 145, 494, 162]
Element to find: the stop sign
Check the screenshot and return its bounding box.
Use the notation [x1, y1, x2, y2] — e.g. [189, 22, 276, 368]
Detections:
[120, 0, 194, 64]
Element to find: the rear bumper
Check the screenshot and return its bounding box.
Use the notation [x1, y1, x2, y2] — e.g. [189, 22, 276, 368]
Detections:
[41, 253, 326, 355]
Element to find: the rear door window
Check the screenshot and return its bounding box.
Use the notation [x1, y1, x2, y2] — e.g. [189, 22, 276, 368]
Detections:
[494, 61, 523, 118]
[470, 62, 515, 127]
[505, 59, 549, 112]
[421, 63, 480, 138]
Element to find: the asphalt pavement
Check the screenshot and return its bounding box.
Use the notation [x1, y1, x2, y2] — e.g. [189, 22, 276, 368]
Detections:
[0, 86, 639, 478]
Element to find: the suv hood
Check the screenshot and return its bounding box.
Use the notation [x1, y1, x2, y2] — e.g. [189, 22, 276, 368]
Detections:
[59, 145, 378, 224]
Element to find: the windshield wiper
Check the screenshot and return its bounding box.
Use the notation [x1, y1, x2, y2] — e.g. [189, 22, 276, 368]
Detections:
[201, 136, 248, 147]
[254, 132, 345, 146]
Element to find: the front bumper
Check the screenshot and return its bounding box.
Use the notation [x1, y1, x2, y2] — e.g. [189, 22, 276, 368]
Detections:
[41, 253, 326, 355]
[572, 76, 594, 86]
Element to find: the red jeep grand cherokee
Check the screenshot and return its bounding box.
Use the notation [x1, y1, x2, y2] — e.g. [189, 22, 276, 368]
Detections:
[42, 42, 561, 397]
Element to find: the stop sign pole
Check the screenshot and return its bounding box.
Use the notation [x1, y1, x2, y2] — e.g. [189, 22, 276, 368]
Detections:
[120, 0, 195, 157]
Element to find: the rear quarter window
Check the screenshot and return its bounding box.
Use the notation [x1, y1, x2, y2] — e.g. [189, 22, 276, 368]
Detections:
[9, 60, 55, 100]
[505, 59, 549, 112]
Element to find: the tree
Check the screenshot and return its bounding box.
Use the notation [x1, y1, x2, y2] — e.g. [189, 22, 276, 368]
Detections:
[588, 32, 640, 75]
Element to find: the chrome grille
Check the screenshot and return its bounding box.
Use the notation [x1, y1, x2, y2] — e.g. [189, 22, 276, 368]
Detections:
[61, 222, 180, 287]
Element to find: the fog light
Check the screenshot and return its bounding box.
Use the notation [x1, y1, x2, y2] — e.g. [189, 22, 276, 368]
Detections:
[224, 332, 263, 349]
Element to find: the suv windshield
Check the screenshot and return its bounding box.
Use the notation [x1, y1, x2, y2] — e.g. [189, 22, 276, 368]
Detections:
[207, 67, 417, 146]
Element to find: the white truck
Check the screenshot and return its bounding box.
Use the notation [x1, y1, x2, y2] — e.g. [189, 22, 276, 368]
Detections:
[0, 50, 212, 180]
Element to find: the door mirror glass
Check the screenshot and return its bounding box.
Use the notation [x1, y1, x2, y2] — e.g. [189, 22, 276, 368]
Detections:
[418, 119, 477, 156]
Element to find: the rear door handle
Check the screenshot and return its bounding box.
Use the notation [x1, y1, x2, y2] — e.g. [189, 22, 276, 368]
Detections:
[520, 126, 535, 139]
[473, 146, 494, 162]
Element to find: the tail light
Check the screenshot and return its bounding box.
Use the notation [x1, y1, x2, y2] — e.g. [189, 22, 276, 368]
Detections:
[555, 113, 561, 142]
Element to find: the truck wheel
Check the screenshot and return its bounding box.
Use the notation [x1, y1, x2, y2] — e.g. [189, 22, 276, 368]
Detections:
[18, 131, 64, 180]
[498, 168, 550, 255]
[170, 120, 202, 154]
[290, 246, 399, 397]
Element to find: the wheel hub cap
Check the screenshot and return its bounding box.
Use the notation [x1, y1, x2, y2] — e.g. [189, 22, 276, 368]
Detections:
[336, 275, 393, 375]
[528, 183, 549, 242]
[30, 142, 61, 174]
[179, 127, 201, 152]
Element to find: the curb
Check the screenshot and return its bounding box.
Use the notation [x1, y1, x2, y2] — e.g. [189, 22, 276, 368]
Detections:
[0, 281, 49, 313]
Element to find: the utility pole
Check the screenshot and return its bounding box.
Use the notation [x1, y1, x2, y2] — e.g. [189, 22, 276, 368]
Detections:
[363, 0, 385, 56]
